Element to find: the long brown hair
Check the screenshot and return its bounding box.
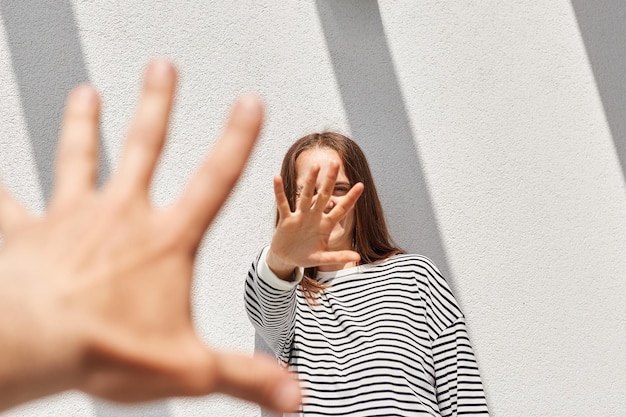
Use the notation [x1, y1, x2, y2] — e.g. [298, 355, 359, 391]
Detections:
[277, 132, 404, 304]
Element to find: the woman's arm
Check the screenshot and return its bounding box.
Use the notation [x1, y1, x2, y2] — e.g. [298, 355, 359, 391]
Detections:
[433, 318, 489, 416]
[417, 256, 489, 416]
[245, 247, 303, 361]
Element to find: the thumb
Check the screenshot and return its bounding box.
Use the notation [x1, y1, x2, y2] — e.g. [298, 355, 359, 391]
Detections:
[195, 348, 301, 413]
[315, 250, 361, 266]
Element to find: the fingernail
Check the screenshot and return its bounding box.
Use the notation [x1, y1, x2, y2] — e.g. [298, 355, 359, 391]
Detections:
[273, 381, 301, 411]
[147, 58, 175, 80]
[74, 84, 98, 105]
[237, 94, 263, 112]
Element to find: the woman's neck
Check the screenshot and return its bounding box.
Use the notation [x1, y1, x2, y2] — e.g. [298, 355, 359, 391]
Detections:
[318, 260, 358, 272]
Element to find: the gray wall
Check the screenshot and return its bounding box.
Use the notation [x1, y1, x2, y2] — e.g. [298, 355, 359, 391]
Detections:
[0, 1, 624, 416]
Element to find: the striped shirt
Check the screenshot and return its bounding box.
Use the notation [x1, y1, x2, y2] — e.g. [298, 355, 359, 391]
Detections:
[245, 247, 489, 416]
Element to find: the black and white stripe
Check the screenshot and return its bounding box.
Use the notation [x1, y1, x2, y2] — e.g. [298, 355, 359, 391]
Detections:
[245, 248, 489, 416]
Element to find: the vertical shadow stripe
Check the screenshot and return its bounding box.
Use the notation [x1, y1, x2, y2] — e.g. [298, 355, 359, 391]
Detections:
[0, 0, 110, 203]
[571, 1, 626, 186]
[314, 0, 452, 282]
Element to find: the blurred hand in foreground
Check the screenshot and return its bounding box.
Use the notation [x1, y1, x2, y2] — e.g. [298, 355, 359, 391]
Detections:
[0, 59, 300, 413]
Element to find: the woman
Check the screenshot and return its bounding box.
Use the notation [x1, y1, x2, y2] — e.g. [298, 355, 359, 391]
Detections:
[245, 132, 489, 416]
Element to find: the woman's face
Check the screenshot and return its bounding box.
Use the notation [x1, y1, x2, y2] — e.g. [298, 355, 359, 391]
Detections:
[295, 147, 355, 252]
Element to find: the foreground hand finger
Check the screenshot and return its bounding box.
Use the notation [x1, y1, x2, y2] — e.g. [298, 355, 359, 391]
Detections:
[211, 351, 301, 413]
[115, 59, 177, 193]
[0, 182, 31, 236]
[50, 85, 100, 211]
[314, 250, 361, 266]
[81, 341, 300, 413]
[326, 182, 364, 223]
[174, 95, 263, 244]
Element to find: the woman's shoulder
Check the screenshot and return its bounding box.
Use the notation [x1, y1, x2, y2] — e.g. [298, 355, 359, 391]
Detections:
[382, 254, 461, 315]
[378, 253, 445, 278]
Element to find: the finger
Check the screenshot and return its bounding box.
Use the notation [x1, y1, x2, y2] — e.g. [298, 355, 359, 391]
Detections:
[314, 250, 361, 266]
[326, 182, 364, 223]
[115, 59, 177, 193]
[210, 350, 301, 414]
[296, 164, 319, 214]
[174, 95, 263, 244]
[0, 182, 31, 236]
[81, 360, 182, 403]
[85, 342, 301, 414]
[273, 176, 292, 219]
[50, 85, 101, 211]
[311, 160, 339, 213]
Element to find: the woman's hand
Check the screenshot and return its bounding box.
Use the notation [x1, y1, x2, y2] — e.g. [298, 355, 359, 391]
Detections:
[0, 59, 300, 413]
[267, 160, 364, 280]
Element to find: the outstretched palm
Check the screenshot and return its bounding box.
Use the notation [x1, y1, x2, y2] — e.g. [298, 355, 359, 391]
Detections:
[268, 161, 364, 276]
[0, 60, 300, 413]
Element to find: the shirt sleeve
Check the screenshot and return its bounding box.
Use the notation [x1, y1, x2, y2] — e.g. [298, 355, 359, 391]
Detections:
[244, 246, 304, 363]
[433, 317, 490, 416]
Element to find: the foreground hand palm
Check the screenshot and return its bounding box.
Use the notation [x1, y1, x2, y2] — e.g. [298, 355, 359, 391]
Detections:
[0, 60, 299, 412]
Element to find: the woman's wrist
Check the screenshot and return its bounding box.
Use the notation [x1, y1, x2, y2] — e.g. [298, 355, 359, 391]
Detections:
[265, 249, 297, 281]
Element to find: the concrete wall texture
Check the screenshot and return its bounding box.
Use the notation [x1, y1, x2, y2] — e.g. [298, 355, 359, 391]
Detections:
[0, 1, 624, 416]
